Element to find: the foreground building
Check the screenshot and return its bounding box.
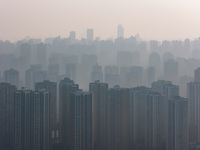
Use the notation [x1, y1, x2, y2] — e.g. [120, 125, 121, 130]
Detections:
[166, 96, 188, 150]
[14, 90, 52, 150]
[0, 83, 17, 150]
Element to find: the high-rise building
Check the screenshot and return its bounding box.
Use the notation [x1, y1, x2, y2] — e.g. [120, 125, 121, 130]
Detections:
[146, 66, 156, 87]
[20, 43, 31, 70]
[107, 85, 130, 150]
[194, 67, 200, 83]
[37, 43, 47, 69]
[66, 63, 76, 82]
[59, 78, 79, 149]
[152, 80, 179, 98]
[89, 81, 108, 150]
[91, 64, 103, 82]
[129, 87, 150, 146]
[14, 91, 25, 150]
[145, 92, 165, 149]
[117, 24, 124, 38]
[149, 52, 161, 77]
[70, 31, 76, 44]
[127, 66, 143, 87]
[70, 90, 93, 150]
[35, 80, 57, 131]
[87, 29, 94, 42]
[187, 82, 200, 142]
[0, 83, 17, 150]
[104, 66, 119, 87]
[117, 51, 132, 67]
[164, 59, 179, 84]
[48, 64, 59, 82]
[4, 68, 19, 89]
[166, 96, 188, 150]
[25, 65, 47, 90]
[14, 90, 52, 150]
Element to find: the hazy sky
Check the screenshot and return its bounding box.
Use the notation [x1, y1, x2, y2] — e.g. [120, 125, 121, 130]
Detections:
[1, 0, 200, 42]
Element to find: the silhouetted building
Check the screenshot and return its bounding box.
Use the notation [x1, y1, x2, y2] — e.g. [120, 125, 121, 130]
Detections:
[15, 90, 52, 150]
[70, 31, 76, 44]
[150, 40, 159, 52]
[152, 80, 179, 98]
[194, 67, 200, 83]
[104, 66, 119, 87]
[166, 96, 188, 150]
[20, 43, 31, 70]
[66, 63, 76, 82]
[37, 43, 47, 69]
[127, 66, 143, 87]
[149, 52, 161, 77]
[25, 65, 47, 90]
[145, 92, 165, 149]
[87, 29, 94, 42]
[89, 81, 108, 150]
[164, 59, 179, 84]
[129, 87, 150, 146]
[48, 64, 59, 82]
[117, 51, 132, 67]
[146, 66, 156, 87]
[70, 90, 93, 150]
[163, 52, 174, 62]
[117, 24, 124, 38]
[91, 64, 103, 82]
[187, 82, 200, 142]
[35, 80, 57, 131]
[59, 78, 79, 150]
[14, 90, 52, 150]
[4, 68, 19, 89]
[107, 85, 130, 150]
[0, 83, 17, 150]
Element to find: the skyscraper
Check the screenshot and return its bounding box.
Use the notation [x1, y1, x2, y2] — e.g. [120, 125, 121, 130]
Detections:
[89, 81, 108, 149]
[59, 78, 79, 149]
[66, 63, 76, 82]
[35, 80, 57, 131]
[4, 68, 19, 89]
[70, 90, 93, 150]
[90, 64, 103, 82]
[194, 67, 200, 83]
[149, 52, 161, 78]
[187, 82, 200, 142]
[87, 29, 94, 42]
[48, 64, 59, 82]
[129, 87, 150, 146]
[14, 91, 25, 150]
[107, 85, 130, 150]
[37, 43, 47, 69]
[145, 92, 165, 149]
[166, 96, 188, 150]
[0, 83, 17, 150]
[117, 24, 124, 38]
[151, 80, 179, 98]
[104, 66, 119, 88]
[164, 59, 179, 84]
[14, 90, 52, 150]
[25, 65, 47, 90]
[60, 88, 93, 150]
[20, 43, 31, 70]
[70, 31, 76, 44]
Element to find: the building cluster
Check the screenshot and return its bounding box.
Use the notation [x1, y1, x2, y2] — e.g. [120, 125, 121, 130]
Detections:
[1, 76, 200, 150]
[2, 26, 200, 150]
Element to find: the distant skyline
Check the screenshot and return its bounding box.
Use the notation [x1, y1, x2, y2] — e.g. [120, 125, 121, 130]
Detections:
[1, 0, 200, 42]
